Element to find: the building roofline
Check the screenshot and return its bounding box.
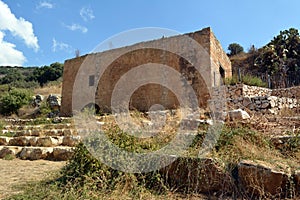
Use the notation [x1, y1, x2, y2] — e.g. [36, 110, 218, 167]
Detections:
[64, 27, 213, 63]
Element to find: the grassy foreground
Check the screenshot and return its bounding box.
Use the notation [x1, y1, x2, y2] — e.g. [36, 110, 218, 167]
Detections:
[5, 113, 300, 199]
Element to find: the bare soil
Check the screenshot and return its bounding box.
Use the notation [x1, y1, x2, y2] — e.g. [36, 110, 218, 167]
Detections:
[0, 159, 65, 199]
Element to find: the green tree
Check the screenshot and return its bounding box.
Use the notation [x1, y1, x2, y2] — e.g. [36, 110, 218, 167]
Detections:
[255, 28, 300, 87]
[0, 88, 33, 115]
[0, 69, 24, 84]
[228, 43, 244, 56]
[27, 62, 63, 86]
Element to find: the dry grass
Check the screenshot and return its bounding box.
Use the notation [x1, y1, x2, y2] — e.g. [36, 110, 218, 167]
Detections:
[5, 109, 300, 199]
[34, 82, 62, 96]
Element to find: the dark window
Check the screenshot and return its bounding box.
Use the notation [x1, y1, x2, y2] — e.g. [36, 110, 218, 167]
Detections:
[89, 75, 95, 86]
[219, 65, 225, 79]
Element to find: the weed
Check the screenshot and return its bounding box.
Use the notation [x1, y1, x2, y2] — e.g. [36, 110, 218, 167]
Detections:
[3, 154, 15, 160]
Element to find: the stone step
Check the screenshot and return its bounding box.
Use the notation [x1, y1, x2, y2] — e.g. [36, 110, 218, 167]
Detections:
[3, 123, 73, 131]
[0, 146, 74, 161]
[3, 117, 72, 125]
[0, 135, 81, 147]
[270, 135, 300, 149]
[1, 128, 77, 137]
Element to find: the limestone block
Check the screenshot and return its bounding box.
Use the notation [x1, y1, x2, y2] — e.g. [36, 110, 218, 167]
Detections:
[36, 137, 59, 147]
[160, 157, 234, 193]
[29, 137, 38, 146]
[19, 147, 53, 160]
[238, 160, 290, 197]
[8, 136, 32, 146]
[0, 146, 22, 158]
[52, 147, 74, 161]
[0, 136, 12, 145]
[62, 136, 81, 147]
[228, 109, 250, 121]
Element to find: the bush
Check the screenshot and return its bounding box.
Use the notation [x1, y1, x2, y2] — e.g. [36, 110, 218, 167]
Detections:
[242, 74, 267, 87]
[225, 74, 267, 87]
[27, 62, 63, 86]
[0, 88, 33, 115]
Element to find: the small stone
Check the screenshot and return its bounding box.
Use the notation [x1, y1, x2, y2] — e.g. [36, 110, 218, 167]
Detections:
[261, 102, 270, 109]
[242, 97, 252, 107]
[228, 109, 250, 121]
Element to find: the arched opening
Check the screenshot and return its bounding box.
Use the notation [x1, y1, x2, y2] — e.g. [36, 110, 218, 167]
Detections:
[82, 103, 101, 114]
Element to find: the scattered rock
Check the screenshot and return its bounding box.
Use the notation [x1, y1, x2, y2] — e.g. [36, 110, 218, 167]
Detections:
[32, 94, 44, 107]
[228, 109, 250, 121]
[47, 94, 61, 110]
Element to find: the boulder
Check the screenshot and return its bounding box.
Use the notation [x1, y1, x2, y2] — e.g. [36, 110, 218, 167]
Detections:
[238, 160, 290, 198]
[160, 157, 234, 194]
[32, 94, 44, 107]
[19, 147, 53, 160]
[52, 147, 74, 161]
[47, 94, 61, 110]
[228, 109, 250, 121]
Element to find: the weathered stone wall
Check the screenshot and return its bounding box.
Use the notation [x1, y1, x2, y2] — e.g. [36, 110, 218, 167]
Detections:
[271, 86, 300, 98]
[222, 84, 300, 114]
[61, 27, 232, 116]
[209, 30, 232, 86]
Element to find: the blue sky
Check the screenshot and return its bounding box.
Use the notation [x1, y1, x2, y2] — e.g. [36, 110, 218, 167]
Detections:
[0, 0, 299, 67]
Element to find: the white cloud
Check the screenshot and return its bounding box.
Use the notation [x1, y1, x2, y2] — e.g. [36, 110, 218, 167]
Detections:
[66, 23, 88, 33]
[80, 7, 95, 21]
[52, 38, 73, 53]
[0, 0, 39, 51]
[0, 32, 26, 66]
[37, 1, 54, 9]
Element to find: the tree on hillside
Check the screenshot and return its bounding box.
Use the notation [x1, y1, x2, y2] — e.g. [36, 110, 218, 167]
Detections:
[255, 28, 300, 88]
[27, 62, 64, 86]
[0, 69, 24, 84]
[228, 43, 244, 56]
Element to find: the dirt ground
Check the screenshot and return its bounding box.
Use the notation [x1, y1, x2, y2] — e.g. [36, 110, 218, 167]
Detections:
[0, 159, 65, 199]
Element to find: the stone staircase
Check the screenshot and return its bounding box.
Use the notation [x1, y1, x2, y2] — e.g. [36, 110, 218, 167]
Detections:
[0, 119, 80, 161]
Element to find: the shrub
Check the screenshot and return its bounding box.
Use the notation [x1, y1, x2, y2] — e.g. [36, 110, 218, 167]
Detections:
[242, 74, 267, 87]
[225, 74, 267, 87]
[0, 88, 33, 115]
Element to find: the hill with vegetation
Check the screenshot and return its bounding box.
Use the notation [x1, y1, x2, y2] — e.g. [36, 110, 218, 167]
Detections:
[228, 28, 300, 89]
[0, 62, 63, 116]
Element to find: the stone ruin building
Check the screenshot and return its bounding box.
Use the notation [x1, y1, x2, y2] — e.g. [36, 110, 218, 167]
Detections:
[60, 27, 232, 116]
